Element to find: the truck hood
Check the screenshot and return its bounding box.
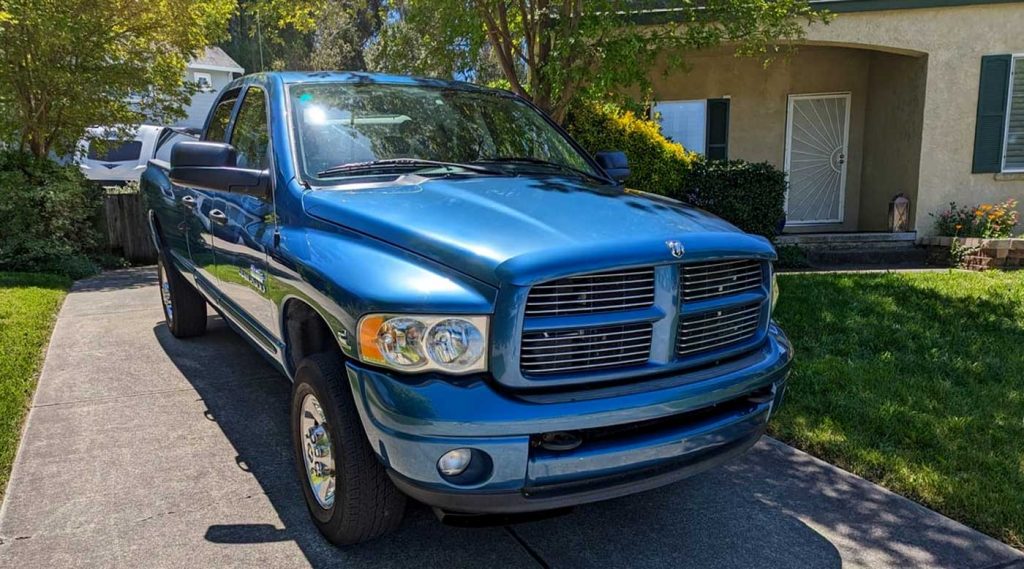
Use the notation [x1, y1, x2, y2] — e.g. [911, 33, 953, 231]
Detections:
[302, 175, 775, 286]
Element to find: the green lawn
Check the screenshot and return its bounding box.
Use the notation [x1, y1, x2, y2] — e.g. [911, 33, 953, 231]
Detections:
[770, 270, 1024, 549]
[0, 272, 70, 499]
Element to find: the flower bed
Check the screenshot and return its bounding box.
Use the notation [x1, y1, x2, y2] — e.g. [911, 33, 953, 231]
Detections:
[918, 236, 1024, 269]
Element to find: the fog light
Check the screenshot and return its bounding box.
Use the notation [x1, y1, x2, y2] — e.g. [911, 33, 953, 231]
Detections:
[437, 448, 472, 477]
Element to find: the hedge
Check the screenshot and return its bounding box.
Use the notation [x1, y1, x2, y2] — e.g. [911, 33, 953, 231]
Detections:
[565, 100, 786, 239]
[0, 150, 104, 279]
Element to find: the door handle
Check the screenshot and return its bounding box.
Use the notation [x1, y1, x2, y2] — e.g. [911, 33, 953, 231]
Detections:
[209, 209, 228, 225]
[181, 195, 196, 209]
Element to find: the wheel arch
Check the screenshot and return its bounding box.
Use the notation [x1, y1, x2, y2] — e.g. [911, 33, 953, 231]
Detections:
[281, 297, 347, 377]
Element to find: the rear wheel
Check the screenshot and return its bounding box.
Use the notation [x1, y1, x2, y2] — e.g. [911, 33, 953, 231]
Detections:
[291, 353, 406, 545]
[157, 250, 207, 338]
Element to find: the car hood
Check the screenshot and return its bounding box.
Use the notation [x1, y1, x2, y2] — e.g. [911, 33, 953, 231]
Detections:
[302, 175, 775, 286]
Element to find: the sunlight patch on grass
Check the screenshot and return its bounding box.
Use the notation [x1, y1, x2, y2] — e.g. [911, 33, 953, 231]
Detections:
[770, 270, 1024, 549]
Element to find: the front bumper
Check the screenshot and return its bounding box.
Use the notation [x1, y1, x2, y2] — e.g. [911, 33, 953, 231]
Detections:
[346, 324, 793, 514]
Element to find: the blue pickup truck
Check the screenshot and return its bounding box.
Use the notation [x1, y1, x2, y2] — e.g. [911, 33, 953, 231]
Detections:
[142, 71, 793, 545]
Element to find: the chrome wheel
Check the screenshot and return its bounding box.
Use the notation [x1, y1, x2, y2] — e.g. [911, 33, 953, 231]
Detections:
[300, 393, 336, 509]
[159, 262, 174, 324]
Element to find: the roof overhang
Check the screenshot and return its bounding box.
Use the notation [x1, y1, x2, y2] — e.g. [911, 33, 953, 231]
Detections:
[188, 63, 244, 74]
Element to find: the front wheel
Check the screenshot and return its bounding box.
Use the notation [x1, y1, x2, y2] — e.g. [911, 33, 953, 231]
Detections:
[291, 353, 406, 545]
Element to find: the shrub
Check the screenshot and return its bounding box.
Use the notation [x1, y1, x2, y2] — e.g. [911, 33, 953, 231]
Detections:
[0, 150, 103, 279]
[564, 100, 786, 239]
[564, 100, 697, 198]
[931, 199, 1019, 238]
[680, 159, 787, 240]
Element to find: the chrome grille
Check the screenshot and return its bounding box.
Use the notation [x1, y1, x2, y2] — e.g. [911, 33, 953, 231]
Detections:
[525, 268, 655, 317]
[677, 303, 762, 356]
[680, 259, 764, 301]
[521, 323, 652, 375]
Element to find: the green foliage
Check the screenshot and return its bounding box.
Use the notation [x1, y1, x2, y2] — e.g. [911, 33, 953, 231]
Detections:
[565, 100, 697, 197]
[931, 199, 1019, 238]
[565, 100, 786, 239]
[0, 151, 103, 279]
[372, 1, 829, 122]
[772, 271, 1024, 549]
[681, 158, 787, 239]
[0, 0, 235, 157]
[0, 271, 71, 499]
[775, 245, 810, 269]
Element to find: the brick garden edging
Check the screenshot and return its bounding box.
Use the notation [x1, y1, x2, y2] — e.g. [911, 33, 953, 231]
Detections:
[917, 236, 1024, 269]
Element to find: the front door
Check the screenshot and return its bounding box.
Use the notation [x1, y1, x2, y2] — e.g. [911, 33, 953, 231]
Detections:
[212, 85, 279, 344]
[784, 93, 851, 225]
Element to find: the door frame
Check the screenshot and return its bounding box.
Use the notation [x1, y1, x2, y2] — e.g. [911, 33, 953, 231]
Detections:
[783, 92, 852, 225]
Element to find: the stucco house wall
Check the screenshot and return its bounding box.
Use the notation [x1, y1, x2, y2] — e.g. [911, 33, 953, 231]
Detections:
[648, 1, 1024, 235]
[803, 2, 1024, 234]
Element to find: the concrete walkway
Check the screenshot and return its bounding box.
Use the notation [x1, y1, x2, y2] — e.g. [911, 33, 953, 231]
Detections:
[1, 268, 1021, 569]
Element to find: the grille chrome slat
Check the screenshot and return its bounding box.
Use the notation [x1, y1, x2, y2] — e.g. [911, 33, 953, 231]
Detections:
[526, 293, 655, 307]
[520, 323, 652, 375]
[681, 313, 760, 336]
[521, 341, 652, 358]
[525, 268, 655, 317]
[680, 259, 764, 301]
[522, 330, 652, 344]
[524, 334, 653, 350]
[528, 285, 655, 298]
[676, 302, 762, 357]
[680, 305, 761, 327]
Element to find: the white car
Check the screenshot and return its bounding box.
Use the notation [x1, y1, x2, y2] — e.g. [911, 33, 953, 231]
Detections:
[78, 125, 196, 185]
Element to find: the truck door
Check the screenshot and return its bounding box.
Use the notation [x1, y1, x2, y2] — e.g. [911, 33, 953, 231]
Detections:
[182, 88, 241, 289]
[211, 85, 279, 343]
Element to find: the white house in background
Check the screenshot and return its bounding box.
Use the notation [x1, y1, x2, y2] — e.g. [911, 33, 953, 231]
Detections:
[178, 47, 244, 130]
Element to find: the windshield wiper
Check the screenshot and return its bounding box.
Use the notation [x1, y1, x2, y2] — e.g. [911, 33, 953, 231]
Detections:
[317, 158, 502, 178]
[472, 156, 612, 184]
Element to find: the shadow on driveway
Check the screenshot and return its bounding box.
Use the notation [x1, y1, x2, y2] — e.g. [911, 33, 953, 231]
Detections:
[153, 319, 845, 568]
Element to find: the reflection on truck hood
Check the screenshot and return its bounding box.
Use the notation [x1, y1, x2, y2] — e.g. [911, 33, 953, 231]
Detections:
[302, 175, 773, 286]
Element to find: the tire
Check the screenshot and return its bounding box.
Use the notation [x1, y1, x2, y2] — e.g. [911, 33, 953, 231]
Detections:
[157, 250, 207, 338]
[291, 353, 406, 545]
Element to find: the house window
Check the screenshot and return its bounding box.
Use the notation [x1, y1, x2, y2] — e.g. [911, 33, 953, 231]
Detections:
[193, 72, 213, 92]
[1003, 56, 1024, 171]
[972, 54, 1024, 173]
[651, 98, 730, 160]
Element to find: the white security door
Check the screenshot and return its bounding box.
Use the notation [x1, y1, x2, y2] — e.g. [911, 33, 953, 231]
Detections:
[784, 93, 851, 224]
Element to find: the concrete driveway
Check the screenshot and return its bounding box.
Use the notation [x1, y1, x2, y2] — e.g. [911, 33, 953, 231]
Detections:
[1, 268, 1021, 569]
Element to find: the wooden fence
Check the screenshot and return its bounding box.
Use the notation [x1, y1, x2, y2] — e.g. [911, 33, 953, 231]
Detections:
[102, 193, 158, 264]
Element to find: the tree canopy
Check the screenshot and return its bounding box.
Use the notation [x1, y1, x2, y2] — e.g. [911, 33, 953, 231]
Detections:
[371, 0, 830, 122]
[0, 0, 238, 157]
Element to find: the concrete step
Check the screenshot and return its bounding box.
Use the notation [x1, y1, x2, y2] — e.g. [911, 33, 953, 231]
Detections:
[777, 232, 918, 252]
[805, 246, 931, 269]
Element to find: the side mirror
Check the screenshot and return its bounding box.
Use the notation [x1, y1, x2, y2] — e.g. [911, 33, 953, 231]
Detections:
[594, 150, 630, 182]
[170, 141, 269, 197]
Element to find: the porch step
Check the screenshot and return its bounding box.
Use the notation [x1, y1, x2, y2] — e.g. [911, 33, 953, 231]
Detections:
[803, 247, 930, 268]
[775, 232, 929, 268]
[776, 232, 918, 251]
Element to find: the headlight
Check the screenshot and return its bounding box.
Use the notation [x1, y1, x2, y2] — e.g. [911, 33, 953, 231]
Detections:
[357, 314, 488, 374]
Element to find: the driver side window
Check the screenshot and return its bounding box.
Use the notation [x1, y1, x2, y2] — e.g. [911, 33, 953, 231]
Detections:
[231, 87, 270, 170]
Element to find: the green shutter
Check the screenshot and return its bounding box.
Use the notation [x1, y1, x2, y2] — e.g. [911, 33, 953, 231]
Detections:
[972, 55, 1012, 173]
[705, 99, 730, 161]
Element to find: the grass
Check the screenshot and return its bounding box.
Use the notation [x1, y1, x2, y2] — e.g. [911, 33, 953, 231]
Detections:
[770, 269, 1024, 549]
[0, 272, 70, 499]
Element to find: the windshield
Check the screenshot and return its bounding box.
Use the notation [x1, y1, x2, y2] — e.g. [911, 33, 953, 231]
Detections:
[287, 82, 602, 183]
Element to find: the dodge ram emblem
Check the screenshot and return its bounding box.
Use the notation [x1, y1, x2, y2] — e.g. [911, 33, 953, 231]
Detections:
[666, 240, 685, 258]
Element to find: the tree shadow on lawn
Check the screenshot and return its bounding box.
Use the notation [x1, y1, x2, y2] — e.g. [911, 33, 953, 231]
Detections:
[154, 318, 842, 568]
[772, 271, 1024, 549]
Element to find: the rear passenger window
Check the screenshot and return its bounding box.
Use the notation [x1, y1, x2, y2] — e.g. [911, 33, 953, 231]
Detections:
[205, 90, 239, 142]
[230, 87, 270, 170]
